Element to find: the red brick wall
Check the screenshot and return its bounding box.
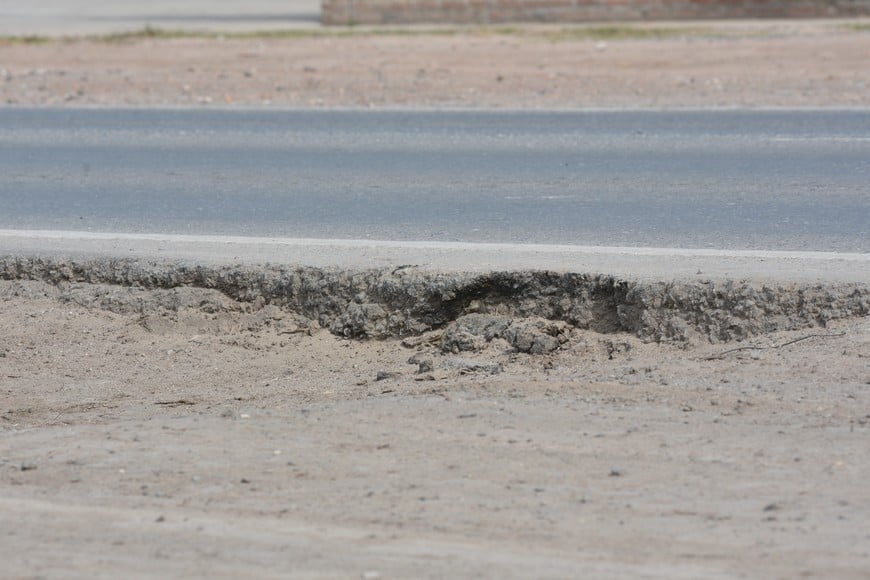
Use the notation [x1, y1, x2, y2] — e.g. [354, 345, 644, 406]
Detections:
[322, 0, 870, 25]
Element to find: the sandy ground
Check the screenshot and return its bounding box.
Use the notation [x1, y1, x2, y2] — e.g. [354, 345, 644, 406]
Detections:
[1, 280, 869, 578]
[2, 19, 870, 579]
[1, 20, 870, 109]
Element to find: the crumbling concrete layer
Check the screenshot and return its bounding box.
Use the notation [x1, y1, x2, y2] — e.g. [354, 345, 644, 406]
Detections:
[2, 255, 867, 343]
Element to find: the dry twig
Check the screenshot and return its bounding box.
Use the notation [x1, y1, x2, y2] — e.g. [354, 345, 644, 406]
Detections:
[703, 332, 847, 361]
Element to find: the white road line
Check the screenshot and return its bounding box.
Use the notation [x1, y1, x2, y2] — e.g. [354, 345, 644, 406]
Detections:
[1, 229, 867, 262]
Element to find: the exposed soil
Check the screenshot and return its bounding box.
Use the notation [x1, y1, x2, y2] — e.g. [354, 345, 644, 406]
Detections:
[2, 19, 870, 578]
[1, 20, 870, 109]
[1, 279, 869, 578]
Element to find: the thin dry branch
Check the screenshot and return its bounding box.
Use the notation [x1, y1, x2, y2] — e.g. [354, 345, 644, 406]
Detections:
[702, 332, 847, 361]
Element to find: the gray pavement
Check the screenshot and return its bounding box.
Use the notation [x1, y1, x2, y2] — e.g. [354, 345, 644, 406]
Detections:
[0, 0, 320, 36]
[1, 108, 868, 253]
[2, 230, 869, 283]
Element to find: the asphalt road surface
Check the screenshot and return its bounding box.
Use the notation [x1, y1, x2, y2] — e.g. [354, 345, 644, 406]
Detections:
[1, 108, 868, 252]
[0, 0, 320, 36]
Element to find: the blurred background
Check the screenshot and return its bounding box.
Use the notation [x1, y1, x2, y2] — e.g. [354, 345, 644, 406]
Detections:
[0, 0, 322, 36]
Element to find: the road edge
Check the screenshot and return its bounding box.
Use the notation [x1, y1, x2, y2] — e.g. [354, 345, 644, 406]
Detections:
[2, 251, 867, 344]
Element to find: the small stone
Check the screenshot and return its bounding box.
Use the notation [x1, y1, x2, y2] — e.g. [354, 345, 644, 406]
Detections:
[442, 357, 502, 375]
[375, 371, 399, 381]
[417, 359, 433, 373]
[609, 468, 624, 477]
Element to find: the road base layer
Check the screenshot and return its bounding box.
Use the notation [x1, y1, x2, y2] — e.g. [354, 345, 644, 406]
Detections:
[2, 246, 867, 343]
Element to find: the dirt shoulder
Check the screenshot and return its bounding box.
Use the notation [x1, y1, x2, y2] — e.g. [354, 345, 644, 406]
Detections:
[1, 279, 869, 578]
[2, 19, 870, 109]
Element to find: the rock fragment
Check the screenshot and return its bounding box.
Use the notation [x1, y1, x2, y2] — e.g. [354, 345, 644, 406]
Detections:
[504, 318, 570, 354]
